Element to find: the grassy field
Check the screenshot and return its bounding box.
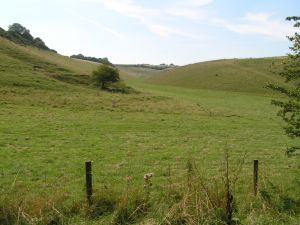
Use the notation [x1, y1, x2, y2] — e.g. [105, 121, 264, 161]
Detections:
[0, 38, 299, 224]
[116, 65, 163, 79]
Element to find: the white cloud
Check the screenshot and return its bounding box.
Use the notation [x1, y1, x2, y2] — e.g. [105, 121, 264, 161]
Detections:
[68, 10, 123, 37]
[213, 13, 296, 40]
[243, 12, 272, 23]
[148, 24, 174, 37]
[187, 0, 213, 6]
[148, 23, 205, 40]
[95, 0, 159, 22]
[165, 0, 213, 20]
[83, 17, 123, 38]
[93, 0, 204, 39]
[166, 8, 202, 20]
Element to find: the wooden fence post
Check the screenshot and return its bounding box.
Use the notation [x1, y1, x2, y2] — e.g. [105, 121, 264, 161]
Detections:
[85, 161, 93, 205]
[253, 160, 258, 196]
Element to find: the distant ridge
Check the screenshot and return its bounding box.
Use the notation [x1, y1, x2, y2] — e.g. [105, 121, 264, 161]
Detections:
[116, 63, 177, 70]
[148, 57, 288, 94]
[70, 53, 113, 66]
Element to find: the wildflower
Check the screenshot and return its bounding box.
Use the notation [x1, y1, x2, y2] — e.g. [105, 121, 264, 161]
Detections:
[144, 173, 154, 188]
[143, 173, 154, 180]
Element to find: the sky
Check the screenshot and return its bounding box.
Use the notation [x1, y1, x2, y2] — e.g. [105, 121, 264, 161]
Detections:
[1, 0, 299, 65]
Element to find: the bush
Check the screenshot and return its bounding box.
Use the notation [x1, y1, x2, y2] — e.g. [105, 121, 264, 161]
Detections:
[92, 65, 137, 93]
[92, 65, 120, 89]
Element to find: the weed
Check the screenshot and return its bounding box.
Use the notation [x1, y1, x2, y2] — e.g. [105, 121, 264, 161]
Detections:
[112, 189, 148, 225]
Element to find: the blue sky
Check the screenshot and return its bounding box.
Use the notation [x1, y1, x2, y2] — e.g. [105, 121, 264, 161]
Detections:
[1, 0, 299, 65]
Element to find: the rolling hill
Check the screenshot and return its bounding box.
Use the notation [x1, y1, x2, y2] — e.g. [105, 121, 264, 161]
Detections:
[0, 36, 196, 113]
[148, 57, 288, 93]
[116, 65, 164, 78]
[0, 36, 159, 87]
[0, 36, 97, 78]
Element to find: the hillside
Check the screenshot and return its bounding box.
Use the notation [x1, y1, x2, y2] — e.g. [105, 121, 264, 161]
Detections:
[0, 36, 158, 83]
[148, 57, 288, 93]
[0, 38, 100, 93]
[116, 65, 164, 78]
[0, 36, 196, 113]
[0, 37, 98, 76]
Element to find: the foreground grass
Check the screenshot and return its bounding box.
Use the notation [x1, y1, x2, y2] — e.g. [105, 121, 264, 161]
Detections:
[1, 81, 299, 224]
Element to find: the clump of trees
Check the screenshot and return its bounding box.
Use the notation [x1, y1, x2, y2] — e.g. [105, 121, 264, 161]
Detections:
[92, 64, 135, 94]
[268, 16, 300, 155]
[92, 64, 120, 89]
[70, 54, 113, 66]
[0, 23, 56, 52]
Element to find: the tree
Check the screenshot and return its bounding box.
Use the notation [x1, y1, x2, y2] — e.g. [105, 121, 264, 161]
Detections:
[33, 37, 49, 50]
[8, 23, 33, 42]
[70, 54, 113, 66]
[3, 23, 54, 51]
[268, 16, 300, 155]
[100, 57, 113, 66]
[92, 64, 120, 89]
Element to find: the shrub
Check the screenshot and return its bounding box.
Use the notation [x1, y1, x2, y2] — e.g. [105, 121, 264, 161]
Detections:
[92, 64, 120, 89]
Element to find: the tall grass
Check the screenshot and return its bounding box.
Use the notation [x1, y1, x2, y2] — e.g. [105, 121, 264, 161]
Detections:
[1, 151, 299, 225]
[160, 151, 244, 225]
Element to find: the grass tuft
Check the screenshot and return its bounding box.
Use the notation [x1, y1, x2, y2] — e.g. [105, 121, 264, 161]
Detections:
[88, 191, 118, 219]
[112, 188, 149, 225]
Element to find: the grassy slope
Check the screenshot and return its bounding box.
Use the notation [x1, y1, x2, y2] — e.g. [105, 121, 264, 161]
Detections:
[0, 37, 97, 75]
[116, 65, 167, 79]
[148, 58, 288, 93]
[0, 38, 299, 224]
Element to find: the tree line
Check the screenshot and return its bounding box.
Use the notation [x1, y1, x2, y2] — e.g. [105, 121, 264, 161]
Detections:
[70, 54, 113, 66]
[0, 23, 56, 52]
